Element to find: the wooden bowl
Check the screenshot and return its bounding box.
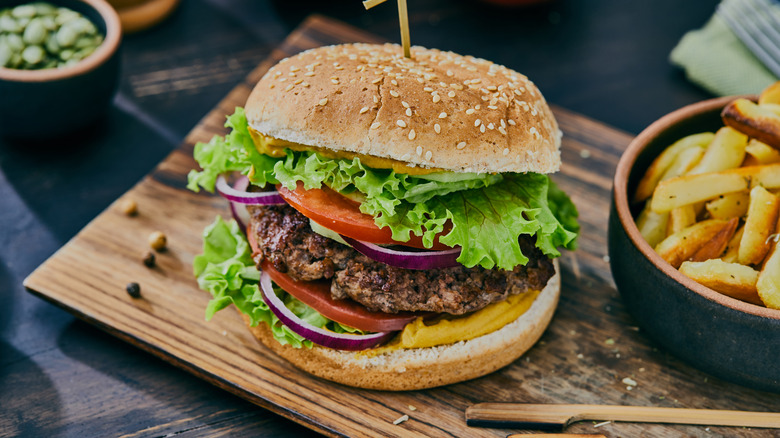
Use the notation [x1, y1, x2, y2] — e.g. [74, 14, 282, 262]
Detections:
[0, 0, 121, 139]
[608, 95, 780, 393]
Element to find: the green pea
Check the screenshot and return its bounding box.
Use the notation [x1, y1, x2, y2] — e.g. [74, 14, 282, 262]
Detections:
[45, 33, 58, 53]
[5, 33, 23, 52]
[73, 34, 99, 50]
[56, 23, 78, 47]
[54, 8, 78, 26]
[8, 52, 22, 68]
[0, 40, 11, 67]
[21, 44, 43, 64]
[0, 15, 20, 33]
[23, 17, 47, 45]
[11, 5, 36, 18]
[59, 48, 73, 60]
[33, 2, 56, 16]
[16, 17, 30, 28]
[41, 15, 55, 30]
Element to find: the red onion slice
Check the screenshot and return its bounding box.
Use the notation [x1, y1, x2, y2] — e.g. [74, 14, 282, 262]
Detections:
[216, 174, 286, 205]
[340, 235, 461, 270]
[259, 271, 395, 351]
[229, 176, 251, 231]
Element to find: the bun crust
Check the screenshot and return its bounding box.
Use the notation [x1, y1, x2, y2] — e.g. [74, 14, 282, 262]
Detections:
[241, 260, 560, 391]
[245, 43, 561, 174]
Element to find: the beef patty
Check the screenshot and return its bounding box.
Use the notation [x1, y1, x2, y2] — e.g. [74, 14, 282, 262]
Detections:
[248, 204, 555, 315]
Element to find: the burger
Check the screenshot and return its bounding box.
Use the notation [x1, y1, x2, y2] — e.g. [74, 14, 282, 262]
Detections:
[187, 43, 579, 390]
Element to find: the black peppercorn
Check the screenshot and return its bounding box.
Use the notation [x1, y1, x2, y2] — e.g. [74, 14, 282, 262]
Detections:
[126, 282, 141, 298]
[142, 251, 156, 268]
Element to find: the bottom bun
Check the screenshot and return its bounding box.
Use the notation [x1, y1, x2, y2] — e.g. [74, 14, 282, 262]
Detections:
[242, 259, 560, 391]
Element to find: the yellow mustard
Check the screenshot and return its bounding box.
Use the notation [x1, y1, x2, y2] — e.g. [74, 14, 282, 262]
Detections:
[248, 126, 443, 176]
[364, 289, 542, 356]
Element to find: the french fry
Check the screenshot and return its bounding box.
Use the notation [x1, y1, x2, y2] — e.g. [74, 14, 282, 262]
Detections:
[720, 224, 745, 263]
[757, 237, 780, 309]
[679, 259, 761, 305]
[634, 132, 713, 203]
[667, 204, 697, 236]
[739, 186, 780, 265]
[760, 103, 780, 117]
[651, 163, 780, 213]
[705, 191, 750, 220]
[758, 81, 780, 105]
[722, 98, 780, 150]
[636, 201, 669, 248]
[689, 217, 738, 262]
[655, 219, 732, 268]
[688, 127, 747, 175]
[744, 139, 780, 165]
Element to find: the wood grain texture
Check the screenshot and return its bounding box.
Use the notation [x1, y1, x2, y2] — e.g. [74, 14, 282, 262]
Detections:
[24, 15, 780, 438]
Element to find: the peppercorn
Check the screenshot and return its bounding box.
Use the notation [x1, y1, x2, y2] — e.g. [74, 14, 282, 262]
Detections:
[148, 231, 166, 251]
[142, 251, 155, 268]
[119, 198, 138, 216]
[126, 282, 141, 298]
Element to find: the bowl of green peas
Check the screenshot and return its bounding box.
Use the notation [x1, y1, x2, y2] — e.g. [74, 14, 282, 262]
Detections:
[0, 0, 121, 139]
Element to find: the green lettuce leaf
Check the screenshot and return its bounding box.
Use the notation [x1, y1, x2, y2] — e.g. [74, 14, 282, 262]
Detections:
[188, 108, 579, 270]
[193, 216, 362, 348]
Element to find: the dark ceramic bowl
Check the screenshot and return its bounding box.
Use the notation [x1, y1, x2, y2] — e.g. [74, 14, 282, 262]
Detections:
[609, 95, 780, 393]
[0, 0, 121, 139]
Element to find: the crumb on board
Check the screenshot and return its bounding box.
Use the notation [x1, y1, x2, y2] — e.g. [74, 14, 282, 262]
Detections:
[408, 405, 417, 411]
[602, 255, 610, 263]
[605, 338, 615, 345]
[622, 377, 637, 386]
[393, 414, 409, 425]
[580, 149, 592, 158]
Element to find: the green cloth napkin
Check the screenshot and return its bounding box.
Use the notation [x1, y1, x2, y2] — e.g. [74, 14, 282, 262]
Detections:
[670, 11, 779, 96]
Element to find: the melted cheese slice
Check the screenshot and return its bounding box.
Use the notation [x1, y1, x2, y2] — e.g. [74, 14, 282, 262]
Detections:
[248, 126, 443, 175]
[363, 289, 541, 356]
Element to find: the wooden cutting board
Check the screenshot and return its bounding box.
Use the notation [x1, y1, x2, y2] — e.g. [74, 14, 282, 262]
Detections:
[24, 15, 780, 438]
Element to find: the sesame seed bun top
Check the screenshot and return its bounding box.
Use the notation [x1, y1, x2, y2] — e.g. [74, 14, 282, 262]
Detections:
[245, 43, 562, 174]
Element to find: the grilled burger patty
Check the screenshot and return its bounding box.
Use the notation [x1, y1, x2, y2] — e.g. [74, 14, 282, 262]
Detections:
[248, 204, 555, 315]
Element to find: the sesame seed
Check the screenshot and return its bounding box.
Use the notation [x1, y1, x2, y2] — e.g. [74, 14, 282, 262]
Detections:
[397, 120, 407, 128]
[335, 66, 344, 70]
[391, 79, 398, 86]
[499, 126, 507, 135]
[416, 146, 423, 156]
[318, 98, 328, 106]
[471, 78, 481, 84]
[360, 107, 369, 114]
[294, 79, 303, 85]
[488, 123, 495, 130]
[457, 141, 467, 149]
[269, 84, 275, 89]
[302, 82, 310, 87]
[424, 87, 433, 92]
[446, 70, 454, 76]
[390, 90, 400, 97]
[406, 108, 413, 117]
[417, 78, 424, 84]
[475, 105, 481, 110]
[402, 101, 410, 108]
[487, 85, 497, 91]
[475, 119, 481, 127]
[488, 105, 498, 110]
[500, 119, 506, 127]
[408, 129, 416, 140]
[290, 66, 300, 72]
[425, 151, 432, 160]
[448, 91, 456, 98]
[331, 79, 339, 85]
[466, 109, 475, 115]
[279, 77, 287, 82]
[432, 94, 441, 103]
[284, 84, 294, 92]
[371, 122, 381, 129]
[480, 124, 486, 133]
[434, 123, 441, 133]
[508, 119, 516, 126]
[439, 112, 447, 118]
[304, 72, 315, 77]
[372, 78, 382, 84]
[503, 148, 510, 156]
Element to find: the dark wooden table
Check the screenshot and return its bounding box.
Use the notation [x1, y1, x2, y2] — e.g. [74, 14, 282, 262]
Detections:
[3, 0, 755, 436]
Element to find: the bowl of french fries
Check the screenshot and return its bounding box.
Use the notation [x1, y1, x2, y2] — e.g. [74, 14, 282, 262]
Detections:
[609, 82, 780, 392]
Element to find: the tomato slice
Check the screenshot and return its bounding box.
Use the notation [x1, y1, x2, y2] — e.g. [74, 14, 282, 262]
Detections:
[259, 260, 418, 332]
[276, 182, 451, 250]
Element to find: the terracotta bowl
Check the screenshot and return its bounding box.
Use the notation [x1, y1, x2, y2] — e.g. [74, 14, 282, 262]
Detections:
[608, 95, 780, 393]
[0, 0, 121, 139]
